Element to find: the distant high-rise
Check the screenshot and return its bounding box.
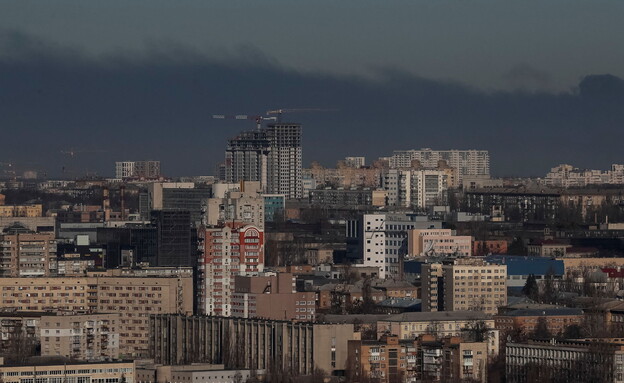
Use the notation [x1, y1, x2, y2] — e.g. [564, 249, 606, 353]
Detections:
[223, 123, 302, 199]
[224, 130, 271, 189]
[265, 123, 302, 199]
[389, 149, 489, 184]
[115, 160, 161, 179]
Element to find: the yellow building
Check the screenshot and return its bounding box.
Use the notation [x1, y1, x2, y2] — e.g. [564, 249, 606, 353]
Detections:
[0, 204, 43, 218]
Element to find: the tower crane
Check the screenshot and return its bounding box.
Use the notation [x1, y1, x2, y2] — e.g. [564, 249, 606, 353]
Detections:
[211, 114, 277, 130]
[266, 108, 338, 122]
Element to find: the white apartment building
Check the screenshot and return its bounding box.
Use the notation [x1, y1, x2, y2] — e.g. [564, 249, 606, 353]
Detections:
[544, 163, 624, 187]
[115, 160, 160, 179]
[389, 149, 490, 184]
[344, 156, 366, 168]
[347, 213, 441, 279]
[383, 169, 448, 210]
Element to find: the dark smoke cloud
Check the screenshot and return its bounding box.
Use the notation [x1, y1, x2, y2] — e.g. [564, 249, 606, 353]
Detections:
[0, 30, 623, 178]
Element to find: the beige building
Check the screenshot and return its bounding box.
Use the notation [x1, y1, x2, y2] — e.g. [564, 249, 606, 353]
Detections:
[313, 323, 358, 375]
[422, 259, 507, 315]
[40, 313, 120, 361]
[407, 228, 472, 257]
[233, 273, 316, 322]
[136, 363, 253, 383]
[0, 204, 43, 218]
[0, 360, 136, 383]
[527, 240, 571, 257]
[204, 181, 265, 229]
[0, 271, 193, 357]
[0, 232, 56, 277]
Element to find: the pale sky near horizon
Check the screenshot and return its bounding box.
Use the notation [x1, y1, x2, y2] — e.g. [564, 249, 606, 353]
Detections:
[2, 0, 624, 92]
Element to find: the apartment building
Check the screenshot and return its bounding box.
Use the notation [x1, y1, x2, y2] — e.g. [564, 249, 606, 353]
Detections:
[421, 259, 507, 315]
[0, 360, 137, 383]
[389, 149, 490, 184]
[346, 213, 442, 279]
[0, 231, 56, 277]
[0, 270, 193, 357]
[204, 181, 265, 229]
[347, 334, 488, 383]
[407, 228, 472, 257]
[199, 223, 264, 316]
[40, 313, 120, 361]
[344, 156, 366, 168]
[224, 129, 271, 190]
[544, 163, 624, 187]
[382, 168, 449, 210]
[232, 273, 316, 321]
[115, 160, 161, 179]
[265, 123, 303, 199]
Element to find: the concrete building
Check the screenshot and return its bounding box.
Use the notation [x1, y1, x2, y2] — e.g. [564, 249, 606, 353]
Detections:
[232, 273, 315, 321]
[506, 339, 624, 383]
[0, 270, 194, 357]
[346, 213, 441, 279]
[527, 239, 571, 257]
[421, 259, 507, 315]
[0, 231, 56, 277]
[150, 315, 314, 375]
[115, 160, 161, 179]
[40, 313, 120, 361]
[0, 360, 137, 383]
[204, 181, 264, 229]
[199, 223, 264, 316]
[473, 240, 508, 256]
[544, 163, 624, 187]
[265, 123, 303, 199]
[389, 149, 490, 184]
[407, 228, 472, 257]
[224, 129, 271, 191]
[382, 169, 448, 210]
[151, 210, 194, 267]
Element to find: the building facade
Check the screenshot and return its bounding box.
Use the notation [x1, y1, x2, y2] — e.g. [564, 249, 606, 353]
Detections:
[265, 123, 303, 199]
[199, 223, 264, 316]
[389, 149, 490, 184]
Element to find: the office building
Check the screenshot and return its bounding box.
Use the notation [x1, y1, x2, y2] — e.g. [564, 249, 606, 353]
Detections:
[142, 182, 212, 225]
[224, 130, 271, 190]
[346, 213, 441, 279]
[407, 228, 472, 257]
[150, 314, 314, 375]
[421, 259, 507, 315]
[96, 225, 158, 267]
[115, 160, 161, 179]
[265, 123, 303, 199]
[151, 210, 194, 267]
[263, 194, 286, 222]
[506, 339, 624, 383]
[0, 231, 56, 277]
[389, 149, 490, 184]
[198, 223, 264, 316]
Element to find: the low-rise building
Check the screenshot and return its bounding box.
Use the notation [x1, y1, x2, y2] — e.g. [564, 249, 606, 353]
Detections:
[407, 228, 472, 257]
[494, 308, 584, 336]
[0, 360, 137, 383]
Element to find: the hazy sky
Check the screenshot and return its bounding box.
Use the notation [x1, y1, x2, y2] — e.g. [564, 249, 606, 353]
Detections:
[1, 1, 623, 177]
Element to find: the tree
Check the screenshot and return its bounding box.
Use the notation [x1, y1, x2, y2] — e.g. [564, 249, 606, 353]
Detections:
[532, 317, 552, 339]
[462, 320, 491, 342]
[562, 324, 584, 339]
[522, 274, 539, 301]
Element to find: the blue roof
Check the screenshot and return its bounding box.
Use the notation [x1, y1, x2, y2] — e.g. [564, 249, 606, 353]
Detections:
[485, 255, 564, 276]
